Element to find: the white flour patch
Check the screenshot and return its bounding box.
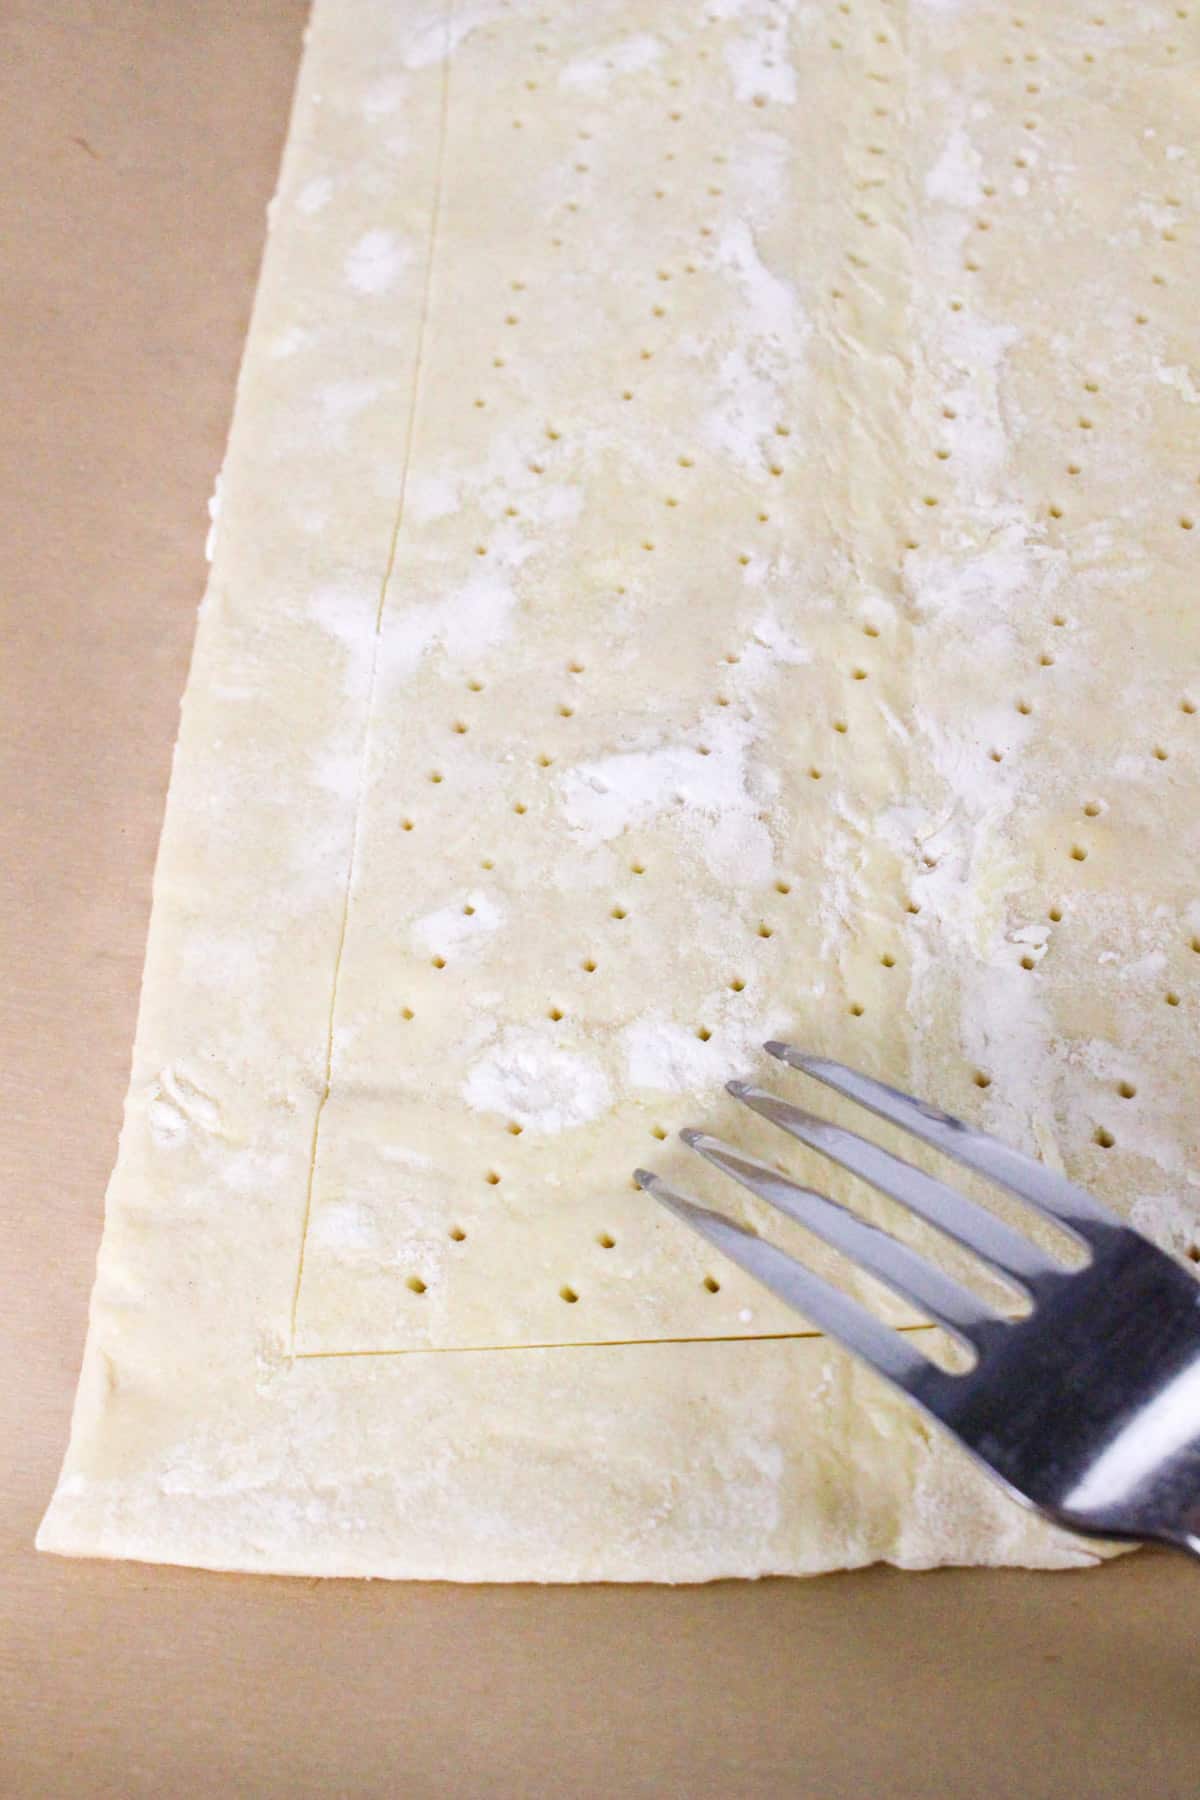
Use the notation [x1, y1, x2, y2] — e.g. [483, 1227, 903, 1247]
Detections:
[724, 37, 797, 105]
[718, 220, 808, 349]
[378, 562, 521, 686]
[408, 473, 461, 523]
[621, 1012, 779, 1093]
[735, 608, 812, 679]
[727, 131, 790, 222]
[559, 709, 773, 885]
[402, 4, 501, 68]
[560, 34, 662, 91]
[309, 745, 362, 806]
[296, 174, 333, 215]
[925, 128, 984, 207]
[309, 581, 377, 698]
[464, 1028, 611, 1132]
[266, 324, 313, 361]
[180, 928, 262, 993]
[935, 316, 1021, 492]
[145, 1067, 222, 1149]
[309, 1201, 376, 1254]
[411, 891, 505, 957]
[204, 472, 223, 563]
[317, 379, 382, 446]
[147, 1096, 188, 1147]
[908, 530, 1063, 646]
[378, 1143, 434, 1171]
[344, 230, 410, 295]
[1154, 360, 1200, 406]
[362, 76, 407, 119]
[702, 221, 810, 469]
[523, 483, 582, 527]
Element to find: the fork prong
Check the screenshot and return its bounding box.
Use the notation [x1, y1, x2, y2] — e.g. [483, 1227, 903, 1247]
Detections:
[764, 1045, 1119, 1238]
[681, 1129, 1000, 1346]
[634, 1168, 933, 1392]
[727, 1079, 1060, 1293]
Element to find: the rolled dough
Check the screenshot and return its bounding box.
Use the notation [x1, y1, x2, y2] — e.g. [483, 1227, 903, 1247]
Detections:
[40, 0, 1200, 1578]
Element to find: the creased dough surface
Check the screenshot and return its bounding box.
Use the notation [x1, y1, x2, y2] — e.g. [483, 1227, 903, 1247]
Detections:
[40, 0, 1199, 1579]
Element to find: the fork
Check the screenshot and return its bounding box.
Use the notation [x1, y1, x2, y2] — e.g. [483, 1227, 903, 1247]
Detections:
[634, 1043, 1200, 1560]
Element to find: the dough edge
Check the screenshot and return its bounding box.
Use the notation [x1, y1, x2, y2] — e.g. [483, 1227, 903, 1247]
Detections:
[38, 0, 1119, 1583]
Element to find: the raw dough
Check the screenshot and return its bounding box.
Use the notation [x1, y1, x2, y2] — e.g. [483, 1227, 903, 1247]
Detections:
[39, 0, 1200, 1578]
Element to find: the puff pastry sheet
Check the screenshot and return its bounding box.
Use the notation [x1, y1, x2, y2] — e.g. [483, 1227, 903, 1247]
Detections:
[40, 0, 1200, 1579]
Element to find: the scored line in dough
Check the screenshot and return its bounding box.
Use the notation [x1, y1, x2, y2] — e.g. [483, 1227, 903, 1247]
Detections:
[288, 5, 455, 1351]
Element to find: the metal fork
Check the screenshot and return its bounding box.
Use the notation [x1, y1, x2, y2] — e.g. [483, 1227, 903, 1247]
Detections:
[634, 1043, 1200, 1559]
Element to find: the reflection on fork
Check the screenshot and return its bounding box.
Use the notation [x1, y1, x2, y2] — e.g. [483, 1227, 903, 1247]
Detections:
[635, 1044, 1200, 1560]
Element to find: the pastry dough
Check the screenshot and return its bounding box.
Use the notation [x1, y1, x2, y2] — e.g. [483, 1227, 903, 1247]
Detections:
[39, 0, 1199, 1578]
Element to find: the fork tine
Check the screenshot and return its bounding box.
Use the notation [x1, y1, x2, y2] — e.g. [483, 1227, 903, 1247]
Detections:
[634, 1167, 932, 1391]
[765, 1045, 1119, 1237]
[727, 1079, 1060, 1292]
[681, 1129, 1000, 1345]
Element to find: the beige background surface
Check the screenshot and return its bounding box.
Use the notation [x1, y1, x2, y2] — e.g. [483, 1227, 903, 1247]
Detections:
[3, 3, 1199, 1794]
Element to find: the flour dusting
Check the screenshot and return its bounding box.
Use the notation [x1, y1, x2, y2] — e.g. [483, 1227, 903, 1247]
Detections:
[702, 221, 810, 469]
[411, 891, 504, 957]
[464, 1028, 612, 1132]
[344, 230, 410, 295]
[559, 709, 773, 885]
[559, 35, 662, 91]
